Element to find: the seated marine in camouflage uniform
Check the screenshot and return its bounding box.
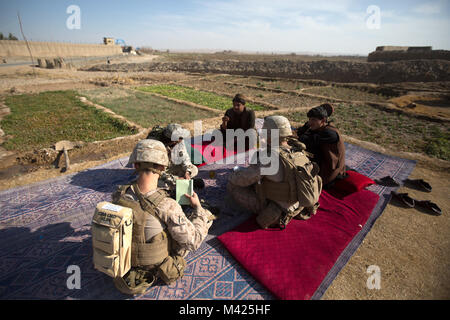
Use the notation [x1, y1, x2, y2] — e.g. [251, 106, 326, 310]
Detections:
[142, 123, 199, 193]
[227, 116, 323, 229]
[113, 139, 213, 294]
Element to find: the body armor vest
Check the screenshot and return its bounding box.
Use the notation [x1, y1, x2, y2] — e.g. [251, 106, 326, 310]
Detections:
[112, 184, 170, 269]
[258, 147, 321, 207]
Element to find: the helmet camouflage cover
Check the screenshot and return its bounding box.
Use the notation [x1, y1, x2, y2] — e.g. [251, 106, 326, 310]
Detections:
[127, 139, 169, 167]
[262, 115, 292, 138]
[163, 123, 191, 141]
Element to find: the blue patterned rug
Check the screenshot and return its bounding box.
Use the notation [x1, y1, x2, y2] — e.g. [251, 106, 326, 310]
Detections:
[0, 143, 415, 300]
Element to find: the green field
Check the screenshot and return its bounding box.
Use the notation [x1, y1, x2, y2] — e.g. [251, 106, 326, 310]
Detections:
[136, 84, 267, 111]
[79, 87, 218, 128]
[2, 90, 136, 152]
[287, 103, 450, 161]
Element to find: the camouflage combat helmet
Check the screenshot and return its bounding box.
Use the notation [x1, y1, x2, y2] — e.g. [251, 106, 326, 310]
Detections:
[262, 115, 292, 138]
[163, 124, 190, 141]
[127, 139, 169, 167]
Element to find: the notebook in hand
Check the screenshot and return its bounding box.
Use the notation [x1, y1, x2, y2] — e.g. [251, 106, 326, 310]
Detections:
[176, 179, 193, 205]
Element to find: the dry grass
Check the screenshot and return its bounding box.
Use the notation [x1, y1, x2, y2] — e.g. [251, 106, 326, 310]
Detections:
[389, 94, 450, 119]
[227, 76, 326, 91]
[287, 103, 450, 161]
[302, 86, 389, 102]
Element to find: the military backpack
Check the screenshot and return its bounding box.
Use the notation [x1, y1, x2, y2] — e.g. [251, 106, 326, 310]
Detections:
[258, 148, 322, 207]
[91, 202, 133, 278]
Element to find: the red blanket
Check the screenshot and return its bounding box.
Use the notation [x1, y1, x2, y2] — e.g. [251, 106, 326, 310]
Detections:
[218, 189, 379, 300]
[191, 140, 237, 167]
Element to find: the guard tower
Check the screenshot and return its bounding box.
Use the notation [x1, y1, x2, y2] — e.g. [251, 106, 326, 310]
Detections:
[103, 37, 114, 45]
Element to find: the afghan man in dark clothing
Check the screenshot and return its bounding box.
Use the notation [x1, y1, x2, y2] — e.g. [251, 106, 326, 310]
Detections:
[220, 94, 256, 151]
[297, 103, 346, 189]
[221, 94, 255, 131]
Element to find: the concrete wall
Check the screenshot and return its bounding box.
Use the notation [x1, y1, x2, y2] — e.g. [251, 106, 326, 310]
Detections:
[0, 40, 123, 58]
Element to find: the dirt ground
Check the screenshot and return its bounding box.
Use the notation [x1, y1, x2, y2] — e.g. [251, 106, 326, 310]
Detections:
[388, 94, 450, 119]
[0, 58, 449, 300]
[323, 164, 450, 300]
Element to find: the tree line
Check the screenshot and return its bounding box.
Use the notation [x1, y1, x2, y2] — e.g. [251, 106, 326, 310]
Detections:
[0, 33, 19, 40]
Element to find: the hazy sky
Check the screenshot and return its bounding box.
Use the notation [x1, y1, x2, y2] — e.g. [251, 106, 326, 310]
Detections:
[1, 0, 449, 55]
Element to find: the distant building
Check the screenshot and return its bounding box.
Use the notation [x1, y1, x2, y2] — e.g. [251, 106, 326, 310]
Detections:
[103, 37, 114, 45]
[369, 46, 450, 62]
[375, 46, 432, 52]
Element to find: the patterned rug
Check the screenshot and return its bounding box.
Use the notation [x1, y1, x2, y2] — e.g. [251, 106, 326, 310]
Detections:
[0, 143, 415, 300]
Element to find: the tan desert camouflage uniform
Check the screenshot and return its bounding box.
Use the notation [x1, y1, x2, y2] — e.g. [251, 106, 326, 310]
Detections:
[112, 182, 213, 293]
[159, 140, 199, 191]
[112, 138, 213, 294]
[144, 124, 198, 191]
[127, 139, 170, 169]
[128, 138, 198, 191]
[125, 139, 211, 257]
[121, 185, 212, 258]
[228, 146, 320, 228]
[227, 116, 321, 229]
